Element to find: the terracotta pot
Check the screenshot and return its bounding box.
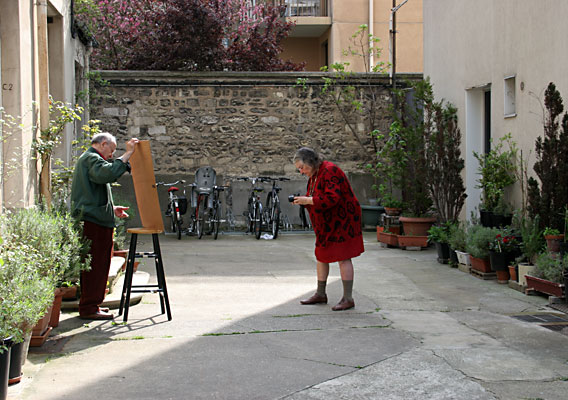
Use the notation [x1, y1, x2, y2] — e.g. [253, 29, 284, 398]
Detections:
[544, 235, 564, 253]
[469, 255, 492, 273]
[397, 235, 428, 248]
[508, 265, 518, 282]
[399, 216, 436, 236]
[49, 288, 64, 328]
[378, 231, 399, 247]
[496, 269, 510, 284]
[384, 207, 402, 216]
[525, 275, 565, 298]
[30, 304, 54, 347]
[60, 285, 78, 300]
[376, 226, 384, 241]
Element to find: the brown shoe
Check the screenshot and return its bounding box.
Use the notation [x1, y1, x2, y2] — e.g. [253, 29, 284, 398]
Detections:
[332, 298, 355, 311]
[99, 307, 110, 313]
[80, 310, 114, 320]
[300, 293, 328, 305]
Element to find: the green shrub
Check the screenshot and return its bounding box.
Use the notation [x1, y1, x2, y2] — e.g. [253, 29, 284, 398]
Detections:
[534, 252, 564, 283]
[466, 224, 498, 259]
[448, 221, 467, 252]
[428, 223, 451, 244]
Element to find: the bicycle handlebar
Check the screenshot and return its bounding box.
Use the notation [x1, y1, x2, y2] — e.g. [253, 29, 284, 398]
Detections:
[156, 179, 186, 187]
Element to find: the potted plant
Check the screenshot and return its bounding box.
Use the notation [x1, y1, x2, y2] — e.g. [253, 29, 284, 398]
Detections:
[0, 239, 56, 387]
[428, 224, 451, 264]
[514, 214, 545, 286]
[525, 252, 566, 298]
[466, 224, 497, 273]
[448, 221, 469, 266]
[543, 227, 563, 253]
[423, 96, 467, 226]
[377, 227, 400, 248]
[473, 134, 517, 227]
[369, 80, 438, 240]
[488, 228, 520, 283]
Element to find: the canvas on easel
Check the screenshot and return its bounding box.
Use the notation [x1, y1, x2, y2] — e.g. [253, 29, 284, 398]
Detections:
[128, 140, 164, 232]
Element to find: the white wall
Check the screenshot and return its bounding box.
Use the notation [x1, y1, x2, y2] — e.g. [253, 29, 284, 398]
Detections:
[424, 0, 568, 216]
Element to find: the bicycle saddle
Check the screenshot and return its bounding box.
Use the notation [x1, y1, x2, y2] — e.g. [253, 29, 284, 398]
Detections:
[168, 187, 180, 192]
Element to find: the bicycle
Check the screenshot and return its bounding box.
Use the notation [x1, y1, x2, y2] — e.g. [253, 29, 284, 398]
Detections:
[190, 166, 226, 240]
[156, 180, 187, 240]
[259, 176, 290, 239]
[237, 177, 265, 239]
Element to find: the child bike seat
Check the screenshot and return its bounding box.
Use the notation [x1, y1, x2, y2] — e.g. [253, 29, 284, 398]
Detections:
[194, 166, 217, 195]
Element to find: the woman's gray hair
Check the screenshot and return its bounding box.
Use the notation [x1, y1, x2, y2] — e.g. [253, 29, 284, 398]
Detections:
[294, 147, 322, 169]
[91, 132, 117, 145]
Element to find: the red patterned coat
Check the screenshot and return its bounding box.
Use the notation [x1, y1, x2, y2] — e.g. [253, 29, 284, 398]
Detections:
[305, 161, 364, 263]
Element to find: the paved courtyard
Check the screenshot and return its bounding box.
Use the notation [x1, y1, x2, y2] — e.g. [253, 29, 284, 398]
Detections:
[8, 231, 568, 400]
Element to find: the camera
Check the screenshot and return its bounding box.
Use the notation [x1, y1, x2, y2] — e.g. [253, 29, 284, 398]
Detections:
[288, 194, 298, 203]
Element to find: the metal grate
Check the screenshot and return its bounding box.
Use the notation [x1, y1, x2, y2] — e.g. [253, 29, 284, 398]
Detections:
[511, 312, 568, 336]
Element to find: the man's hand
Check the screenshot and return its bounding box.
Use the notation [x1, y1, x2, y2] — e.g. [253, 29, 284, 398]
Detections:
[126, 138, 139, 153]
[114, 206, 130, 219]
[120, 138, 139, 163]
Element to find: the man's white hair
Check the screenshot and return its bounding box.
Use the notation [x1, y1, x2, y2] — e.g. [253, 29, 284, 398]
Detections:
[91, 132, 117, 145]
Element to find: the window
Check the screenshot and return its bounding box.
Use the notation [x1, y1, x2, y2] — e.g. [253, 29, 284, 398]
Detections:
[504, 75, 516, 118]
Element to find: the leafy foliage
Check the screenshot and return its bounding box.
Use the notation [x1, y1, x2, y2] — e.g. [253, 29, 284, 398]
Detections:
[448, 220, 468, 252]
[75, 0, 303, 72]
[389, 80, 433, 217]
[473, 134, 517, 213]
[528, 82, 568, 231]
[465, 224, 498, 259]
[534, 252, 565, 284]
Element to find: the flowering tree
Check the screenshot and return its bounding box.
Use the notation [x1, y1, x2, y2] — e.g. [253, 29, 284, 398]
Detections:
[75, 0, 304, 71]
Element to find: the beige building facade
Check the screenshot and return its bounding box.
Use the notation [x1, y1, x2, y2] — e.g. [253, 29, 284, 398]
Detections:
[281, 0, 423, 74]
[424, 0, 568, 218]
[0, 0, 89, 210]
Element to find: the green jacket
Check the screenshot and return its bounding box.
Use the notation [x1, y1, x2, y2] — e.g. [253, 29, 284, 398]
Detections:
[71, 147, 129, 228]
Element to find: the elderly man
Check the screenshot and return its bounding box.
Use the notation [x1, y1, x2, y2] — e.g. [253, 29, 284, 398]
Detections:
[71, 132, 139, 320]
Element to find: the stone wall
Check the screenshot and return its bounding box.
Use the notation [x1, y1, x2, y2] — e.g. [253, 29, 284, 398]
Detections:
[91, 71, 420, 229]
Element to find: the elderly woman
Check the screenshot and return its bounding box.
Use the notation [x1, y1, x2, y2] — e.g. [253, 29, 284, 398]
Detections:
[292, 147, 364, 311]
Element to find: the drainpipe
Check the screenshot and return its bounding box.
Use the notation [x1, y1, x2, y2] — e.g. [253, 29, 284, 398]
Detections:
[369, 0, 374, 71]
[37, 0, 51, 206]
[389, 0, 409, 89]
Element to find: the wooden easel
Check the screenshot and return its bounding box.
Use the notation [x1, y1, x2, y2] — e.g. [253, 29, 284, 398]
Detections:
[118, 140, 172, 322]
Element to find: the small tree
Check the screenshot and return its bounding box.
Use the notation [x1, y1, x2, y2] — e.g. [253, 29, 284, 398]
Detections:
[315, 24, 390, 156]
[528, 82, 568, 230]
[424, 93, 466, 224]
[389, 80, 432, 217]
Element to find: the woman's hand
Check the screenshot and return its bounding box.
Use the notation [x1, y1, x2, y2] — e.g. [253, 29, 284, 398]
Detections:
[293, 196, 313, 206]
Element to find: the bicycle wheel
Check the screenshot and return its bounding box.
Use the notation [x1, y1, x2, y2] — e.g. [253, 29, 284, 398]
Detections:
[212, 205, 220, 240]
[176, 218, 182, 240]
[247, 198, 255, 233]
[271, 201, 280, 239]
[254, 201, 262, 240]
[170, 207, 178, 234]
[196, 197, 205, 239]
[266, 193, 280, 239]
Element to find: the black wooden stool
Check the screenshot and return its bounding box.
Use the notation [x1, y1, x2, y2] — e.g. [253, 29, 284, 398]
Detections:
[118, 227, 172, 322]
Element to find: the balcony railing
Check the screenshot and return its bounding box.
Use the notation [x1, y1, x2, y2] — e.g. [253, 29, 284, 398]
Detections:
[265, 0, 328, 17]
